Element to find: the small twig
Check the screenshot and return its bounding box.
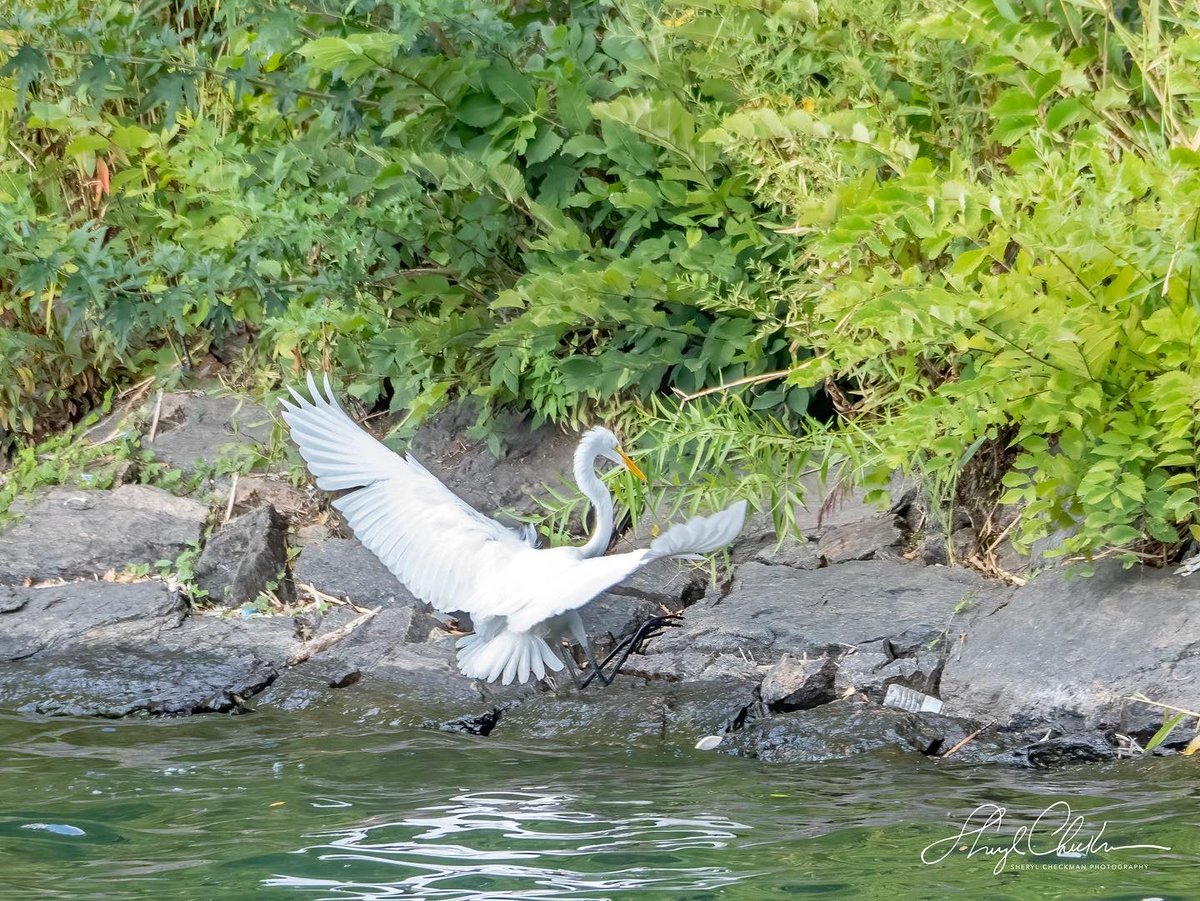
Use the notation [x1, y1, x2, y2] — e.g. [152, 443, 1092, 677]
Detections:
[7, 140, 36, 170]
[286, 606, 380, 666]
[675, 369, 792, 404]
[223, 471, 239, 525]
[147, 389, 164, 442]
[941, 721, 994, 759]
[296, 582, 372, 614]
[85, 378, 155, 446]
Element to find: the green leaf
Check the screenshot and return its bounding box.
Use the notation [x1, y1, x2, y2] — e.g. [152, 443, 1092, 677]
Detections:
[562, 134, 606, 156]
[1045, 98, 1087, 132]
[489, 162, 526, 203]
[557, 79, 593, 131]
[65, 135, 110, 157]
[139, 71, 197, 128]
[0, 44, 49, 114]
[525, 125, 564, 164]
[111, 125, 153, 152]
[455, 93, 504, 127]
[1145, 712, 1187, 752]
[488, 60, 535, 110]
[593, 95, 716, 174]
[73, 55, 118, 105]
[297, 33, 402, 80]
[1104, 524, 1141, 546]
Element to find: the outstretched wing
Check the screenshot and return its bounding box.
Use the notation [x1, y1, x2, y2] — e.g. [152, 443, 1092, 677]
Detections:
[281, 374, 525, 613]
[505, 500, 748, 631]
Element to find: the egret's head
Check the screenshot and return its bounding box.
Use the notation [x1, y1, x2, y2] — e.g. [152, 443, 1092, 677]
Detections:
[581, 426, 647, 482]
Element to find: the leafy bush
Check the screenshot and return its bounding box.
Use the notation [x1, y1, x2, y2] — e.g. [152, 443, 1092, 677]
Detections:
[0, 0, 799, 448]
[646, 0, 1200, 563]
[4, 0, 1200, 565]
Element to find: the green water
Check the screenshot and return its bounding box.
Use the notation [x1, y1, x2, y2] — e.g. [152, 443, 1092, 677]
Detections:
[0, 708, 1194, 900]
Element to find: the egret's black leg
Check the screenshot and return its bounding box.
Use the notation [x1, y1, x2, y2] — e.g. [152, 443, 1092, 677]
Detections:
[580, 640, 616, 688]
[578, 614, 682, 689]
[560, 642, 589, 689]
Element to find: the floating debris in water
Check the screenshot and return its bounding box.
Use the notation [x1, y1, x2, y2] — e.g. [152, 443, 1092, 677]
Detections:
[22, 823, 85, 836]
[695, 735, 723, 751]
[311, 798, 352, 809]
[884, 684, 944, 715]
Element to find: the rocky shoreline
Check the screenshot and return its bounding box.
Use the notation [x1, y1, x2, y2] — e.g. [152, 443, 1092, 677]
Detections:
[1, 388, 1196, 768]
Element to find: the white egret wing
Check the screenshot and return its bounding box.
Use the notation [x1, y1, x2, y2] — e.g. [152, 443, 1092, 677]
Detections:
[506, 500, 748, 631]
[281, 374, 525, 614]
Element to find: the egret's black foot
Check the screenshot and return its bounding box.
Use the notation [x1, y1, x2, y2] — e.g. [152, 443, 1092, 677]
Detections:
[578, 614, 681, 689]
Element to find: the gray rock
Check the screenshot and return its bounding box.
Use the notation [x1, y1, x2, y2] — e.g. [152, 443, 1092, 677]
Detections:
[832, 650, 890, 697]
[194, 506, 290, 607]
[919, 528, 977, 566]
[640, 560, 997, 678]
[406, 401, 578, 520]
[576, 592, 673, 659]
[292, 538, 419, 608]
[256, 604, 489, 714]
[940, 562, 1200, 737]
[0, 582, 295, 717]
[881, 626, 948, 659]
[751, 535, 821, 569]
[725, 700, 926, 762]
[494, 680, 756, 748]
[623, 647, 765, 683]
[294, 523, 332, 545]
[816, 516, 904, 563]
[603, 558, 702, 607]
[0, 485, 208, 585]
[0, 645, 279, 717]
[0, 581, 185, 661]
[146, 392, 273, 474]
[495, 688, 672, 745]
[760, 653, 839, 711]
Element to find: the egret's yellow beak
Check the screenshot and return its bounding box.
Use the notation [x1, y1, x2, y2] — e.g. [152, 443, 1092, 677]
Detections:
[617, 448, 647, 482]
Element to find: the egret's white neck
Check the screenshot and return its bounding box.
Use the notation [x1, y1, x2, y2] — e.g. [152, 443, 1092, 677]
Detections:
[575, 436, 614, 559]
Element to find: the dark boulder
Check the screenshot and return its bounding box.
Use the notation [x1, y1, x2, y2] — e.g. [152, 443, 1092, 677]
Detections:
[193, 505, 290, 607]
[760, 653, 839, 712]
[1025, 732, 1118, 767]
[0, 581, 295, 717]
[725, 700, 1020, 764]
[494, 680, 756, 748]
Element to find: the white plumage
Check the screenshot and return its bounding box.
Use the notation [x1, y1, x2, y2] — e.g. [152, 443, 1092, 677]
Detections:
[282, 374, 747, 685]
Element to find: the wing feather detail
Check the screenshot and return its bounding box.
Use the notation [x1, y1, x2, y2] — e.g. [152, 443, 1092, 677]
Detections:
[281, 374, 523, 614]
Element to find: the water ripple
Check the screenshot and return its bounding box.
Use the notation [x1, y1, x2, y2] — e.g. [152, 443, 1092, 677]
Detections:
[265, 788, 753, 899]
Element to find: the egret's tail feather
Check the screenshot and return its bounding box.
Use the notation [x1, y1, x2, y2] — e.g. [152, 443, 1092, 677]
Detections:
[647, 499, 748, 561]
[456, 629, 564, 685]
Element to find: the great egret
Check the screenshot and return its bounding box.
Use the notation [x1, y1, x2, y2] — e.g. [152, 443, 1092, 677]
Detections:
[282, 374, 747, 686]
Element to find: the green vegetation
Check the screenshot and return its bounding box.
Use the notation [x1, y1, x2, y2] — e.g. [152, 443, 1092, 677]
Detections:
[3, 0, 1200, 565]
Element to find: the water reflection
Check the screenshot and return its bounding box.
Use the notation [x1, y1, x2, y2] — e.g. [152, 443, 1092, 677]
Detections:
[266, 789, 752, 899]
